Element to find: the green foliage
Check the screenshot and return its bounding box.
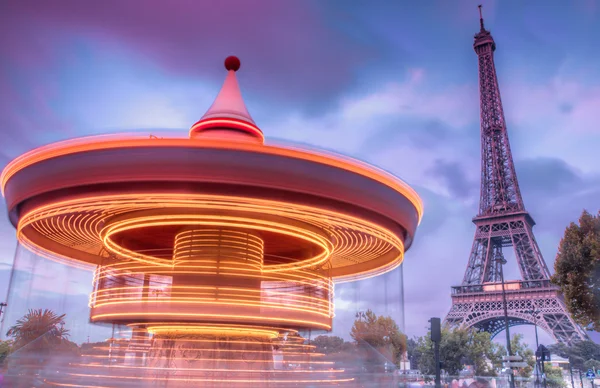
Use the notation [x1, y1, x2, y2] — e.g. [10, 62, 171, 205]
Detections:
[544, 363, 567, 388]
[81, 341, 111, 355]
[309, 335, 357, 368]
[552, 210, 600, 330]
[509, 333, 535, 378]
[55, 338, 81, 356]
[414, 326, 504, 376]
[406, 337, 421, 370]
[350, 310, 406, 364]
[548, 340, 600, 371]
[311, 335, 348, 354]
[6, 308, 70, 352]
[0, 340, 12, 365]
[583, 358, 600, 374]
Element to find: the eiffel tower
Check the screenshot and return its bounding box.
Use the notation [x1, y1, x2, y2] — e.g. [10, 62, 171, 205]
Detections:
[444, 7, 587, 345]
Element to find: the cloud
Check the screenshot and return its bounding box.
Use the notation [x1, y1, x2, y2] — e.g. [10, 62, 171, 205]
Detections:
[517, 157, 582, 196]
[0, 0, 374, 112]
[338, 75, 477, 129]
[259, 68, 481, 202]
[515, 157, 600, 247]
[0, 72, 74, 161]
[501, 74, 600, 175]
[505, 78, 600, 135]
[414, 188, 457, 236]
[427, 159, 476, 199]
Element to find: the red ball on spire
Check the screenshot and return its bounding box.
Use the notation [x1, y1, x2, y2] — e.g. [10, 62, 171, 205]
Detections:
[224, 56, 241, 72]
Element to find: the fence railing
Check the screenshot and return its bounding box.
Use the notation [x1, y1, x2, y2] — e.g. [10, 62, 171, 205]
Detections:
[451, 280, 557, 296]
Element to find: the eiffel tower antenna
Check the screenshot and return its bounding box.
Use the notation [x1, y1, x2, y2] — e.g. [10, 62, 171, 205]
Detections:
[478, 4, 485, 31]
[444, 8, 587, 345]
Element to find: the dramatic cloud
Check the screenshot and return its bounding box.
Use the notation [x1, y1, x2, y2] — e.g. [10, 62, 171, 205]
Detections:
[0, 0, 374, 110]
[427, 159, 476, 199]
[516, 157, 600, 238]
[501, 75, 600, 173]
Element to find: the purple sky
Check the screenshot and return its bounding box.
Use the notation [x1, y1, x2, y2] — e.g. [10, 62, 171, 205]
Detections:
[1, 0, 599, 346]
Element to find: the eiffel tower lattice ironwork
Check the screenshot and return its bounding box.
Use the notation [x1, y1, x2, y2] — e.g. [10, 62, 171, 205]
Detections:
[444, 9, 587, 345]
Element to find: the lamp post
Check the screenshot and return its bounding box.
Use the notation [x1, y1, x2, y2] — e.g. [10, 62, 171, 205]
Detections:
[430, 318, 442, 388]
[496, 253, 515, 388]
[526, 309, 541, 386]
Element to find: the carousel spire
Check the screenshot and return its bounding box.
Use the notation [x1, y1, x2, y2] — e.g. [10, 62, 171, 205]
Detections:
[190, 56, 263, 142]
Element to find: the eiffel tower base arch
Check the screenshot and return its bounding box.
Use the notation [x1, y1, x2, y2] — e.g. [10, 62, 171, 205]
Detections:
[446, 281, 587, 345]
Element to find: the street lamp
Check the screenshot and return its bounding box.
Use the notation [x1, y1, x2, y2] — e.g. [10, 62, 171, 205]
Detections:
[496, 252, 516, 388]
[355, 311, 366, 322]
[526, 309, 541, 386]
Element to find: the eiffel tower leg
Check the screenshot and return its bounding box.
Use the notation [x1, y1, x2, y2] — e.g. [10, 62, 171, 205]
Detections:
[462, 236, 489, 286]
[510, 221, 551, 281]
[448, 227, 502, 326]
[463, 223, 508, 286]
[534, 297, 587, 345]
[445, 298, 473, 327]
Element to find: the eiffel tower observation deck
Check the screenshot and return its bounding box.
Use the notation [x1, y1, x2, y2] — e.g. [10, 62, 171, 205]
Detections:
[444, 7, 587, 345]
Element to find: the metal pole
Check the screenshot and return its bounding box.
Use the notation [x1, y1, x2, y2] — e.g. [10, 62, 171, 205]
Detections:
[384, 272, 389, 315]
[580, 371, 584, 388]
[430, 318, 442, 388]
[569, 364, 575, 388]
[108, 323, 115, 367]
[534, 323, 539, 352]
[0, 244, 19, 337]
[541, 359, 547, 388]
[535, 325, 541, 387]
[399, 265, 406, 332]
[498, 257, 515, 388]
[434, 340, 441, 388]
[527, 310, 541, 387]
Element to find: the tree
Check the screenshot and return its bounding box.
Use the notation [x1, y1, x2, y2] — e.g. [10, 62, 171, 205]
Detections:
[544, 363, 567, 388]
[6, 308, 70, 352]
[509, 334, 535, 378]
[351, 310, 406, 364]
[552, 210, 600, 331]
[311, 335, 346, 354]
[583, 358, 600, 374]
[309, 336, 357, 369]
[4, 309, 73, 387]
[406, 337, 421, 370]
[415, 326, 503, 377]
[0, 340, 11, 366]
[548, 340, 600, 371]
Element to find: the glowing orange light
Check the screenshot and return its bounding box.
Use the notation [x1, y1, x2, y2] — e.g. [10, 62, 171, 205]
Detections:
[17, 193, 405, 282]
[190, 118, 265, 141]
[2, 123, 422, 387]
[1, 134, 423, 222]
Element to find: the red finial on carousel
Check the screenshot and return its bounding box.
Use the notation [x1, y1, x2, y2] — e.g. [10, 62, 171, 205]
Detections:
[224, 56, 241, 72]
[189, 56, 264, 143]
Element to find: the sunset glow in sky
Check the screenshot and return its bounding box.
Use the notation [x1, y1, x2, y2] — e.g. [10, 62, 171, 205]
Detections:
[1, 0, 599, 344]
